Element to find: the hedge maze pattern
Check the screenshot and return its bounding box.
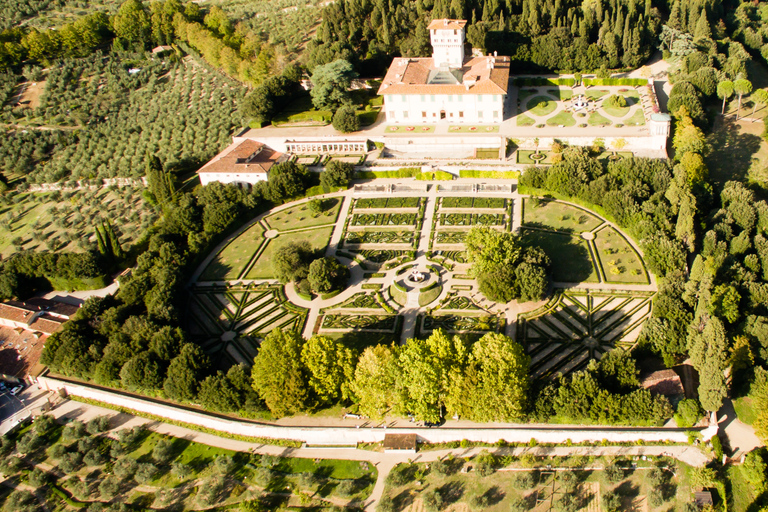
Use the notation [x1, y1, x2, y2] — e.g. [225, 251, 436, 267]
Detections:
[356, 197, 422, 208]
[439, 213, 506, 226]
[351, 213, 418, 226]
[345, 230, 414, 245]
[441, 197, 507, 208]
[517, 290, 654, 379]
[188, 284, 308, 366]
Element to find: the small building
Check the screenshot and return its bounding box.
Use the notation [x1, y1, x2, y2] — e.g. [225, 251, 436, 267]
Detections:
[641, 369, 685, 397]
[197, 139, 287, 187]
[378, 19, 510, 125]
[694, 490, 714, 508]
[152, 45, 173, 55]
[383, 433, 418, 453]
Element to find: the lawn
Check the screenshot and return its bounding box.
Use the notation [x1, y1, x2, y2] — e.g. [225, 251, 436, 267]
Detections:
[727, 464, 759, 512]
[516, 114, 535, 126]
[245, 226, 334, 279]
[386, 125, 436, 133]
[593, 226, 649, 284]
[0, 187, 155, 257]
[200, 222, 266, 280]
[527, 95, 557, 116]
[517, 150, 553, 164]
[546, 111, 576, 126]
[389, 284, 407, 306]
[733, 396, 756, 425]
[624, 108, 646, 126]
[588, 112, 612, 126]
[419, 284, 442, 306]
[521, 229, 599, 283]
[546, 88, 573, 100]
[264, 198, 341, 231]
[447, 125, 499, 133]
[705, 116, 767, 189]
[517, 88, 537, 101]
[585, 89, 610, 99]
[602, 97, 637, 118]
[522, 199, 603, 233]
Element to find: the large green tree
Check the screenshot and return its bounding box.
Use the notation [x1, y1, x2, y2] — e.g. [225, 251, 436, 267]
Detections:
[273, 241, 313, 283]
[349, 345, 401, 419]
[251, 329, 308, 417]
[163, 343, 210, 401]
[310, 59, 357, 111]
[113, 0, 151, 46]
[307, 256, 349, 294]
[301, 335, 356, 405]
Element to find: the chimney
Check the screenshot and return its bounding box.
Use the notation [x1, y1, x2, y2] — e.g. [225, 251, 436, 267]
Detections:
[494, 51, 497, 57]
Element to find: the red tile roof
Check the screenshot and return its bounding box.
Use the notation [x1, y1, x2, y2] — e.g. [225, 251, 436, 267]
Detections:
[28, 314, 65, 335]
[427, 19, 467, 30]
[25, 298, 79, 319]
[378, 55, 510, 96]
[642, 369, 685, 396]
[198, 140, 284, 175]
[0, 303, 37, 325]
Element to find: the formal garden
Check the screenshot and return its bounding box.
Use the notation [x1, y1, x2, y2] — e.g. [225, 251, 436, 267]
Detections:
[515, 85, 650, 130]
[517, 290, 654, 379]
[191, 191, 655, 380]
[0, 414, 376, 511]
[379, 452, 700, 512]
[520, 198, 650, 285]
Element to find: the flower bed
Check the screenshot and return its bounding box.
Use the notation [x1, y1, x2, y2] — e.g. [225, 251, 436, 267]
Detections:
[345, 230, 414, 244]
[355, 197, 422, 209]
[435, 231, 467, 244]
[321, 314, 399, 331]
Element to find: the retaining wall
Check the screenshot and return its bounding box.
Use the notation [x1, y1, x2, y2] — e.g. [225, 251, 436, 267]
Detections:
[39, 376, 694, 446]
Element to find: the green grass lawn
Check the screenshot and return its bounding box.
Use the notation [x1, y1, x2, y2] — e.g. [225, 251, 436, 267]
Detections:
[265, 198, 341, 231]
[389, 284, 407, 306]
[733, 396, 757, 424]
[588, 112, 612, 126]
[517, 150, 553, 164]
[522, 199, 603, 233]
[201, 222, 266, 280]
[593, 226, 649, 284]
[516, 114, 535, 126]
[727, 464, 758, 512]
[385, 125, 435, 133]
[602, 97, 637, 118]
[516, 88, 537, 101]
[624, 108, 646, 126]
[447, 125, 500, 133]
[521, 229, 599, 282]
[705, 116, 767, 189]
[419, 284, 442, 306]
[546, 88, 573, 100]
[546, 111, 576, 126]
[618, 89, 640, 99]
[585, 89, 609, 99]
[527, 95, 557, 116]
[245, 226, 334, 279]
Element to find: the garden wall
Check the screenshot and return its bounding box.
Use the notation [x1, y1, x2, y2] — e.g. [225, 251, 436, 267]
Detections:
[39, 375, 695, 445]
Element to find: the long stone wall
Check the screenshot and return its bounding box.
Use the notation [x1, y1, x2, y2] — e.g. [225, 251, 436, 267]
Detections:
[39, 376, 695, 446]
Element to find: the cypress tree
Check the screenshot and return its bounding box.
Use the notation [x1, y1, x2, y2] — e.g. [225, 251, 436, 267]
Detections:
[694, 8, 711, 40]
[668, 0, 681, 30]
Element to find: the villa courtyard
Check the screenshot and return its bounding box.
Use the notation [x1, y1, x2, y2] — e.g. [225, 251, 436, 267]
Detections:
[187, 183, 656, 380]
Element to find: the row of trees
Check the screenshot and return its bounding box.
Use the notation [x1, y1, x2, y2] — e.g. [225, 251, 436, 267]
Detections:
[253, 328, 530, 423]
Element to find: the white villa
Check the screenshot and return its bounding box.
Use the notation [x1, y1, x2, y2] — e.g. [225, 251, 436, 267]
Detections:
[378, 19, 510, 125]
[196, 139, 287, 187]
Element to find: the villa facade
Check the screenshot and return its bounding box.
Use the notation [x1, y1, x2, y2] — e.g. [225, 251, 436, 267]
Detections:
[378, 19, 509, 125]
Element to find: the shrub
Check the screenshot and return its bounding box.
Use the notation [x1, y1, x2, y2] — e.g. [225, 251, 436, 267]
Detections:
[513, 471, 537, 489]
[152, 438, 175, 464]
[604, 463, 624, 483]
[332, 106, 360, 133]
[604, 94, 627, 108]
[648, 488, 664, 507]
[86, 415, 110, 434]
[134, 463, 158, 483]
[336, 480, 356, 497]
[675, 399, 702, 427]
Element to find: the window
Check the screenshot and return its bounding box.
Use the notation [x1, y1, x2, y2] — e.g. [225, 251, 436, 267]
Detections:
[431, 95, 435, 102]
[422, 111, 426, 118]
[448, 95, 453, 102]
[478, 111, 483, 119]
[459, 111, 464, 118]
[493, 111, 499, 119]
[420, 95, 425, 102]
[493, 95, 499, 102]
[403, 111, 408, 118]
[458, 95, 463, 102]
[401, 95, 406, 102]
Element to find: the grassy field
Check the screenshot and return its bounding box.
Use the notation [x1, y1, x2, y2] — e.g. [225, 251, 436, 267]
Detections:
[705, 116, 767, 191]
[517, 150, 553, 164]
[545, 88, 573, 100]
[546, 111, 576, 126]
[733, 396, 756, 425]
[521, 229, 599, 282]
[523, 199, 603, 233]
[624, 108, 646, 126]
[419, 284, 443, 306]
[585, 89, 610, 99]
[245, 226, 334, 279]
[383, 455, 691, 512]
[588, 112, 612, 126]
[0, 187, 155, 257]
[273, 90, 382, 127]
[527, 96, 557, 116]
[516, 114, 536, 126]
[200, 223, 266, 280]
[264, 198, 341, 231]
[593, 227, 649, 284]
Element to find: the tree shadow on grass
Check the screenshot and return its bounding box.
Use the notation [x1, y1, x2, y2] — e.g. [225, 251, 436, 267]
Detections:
[521, 229, 596, 282]
[438, 481, 465, 506]
[705, 118, 762, 188]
